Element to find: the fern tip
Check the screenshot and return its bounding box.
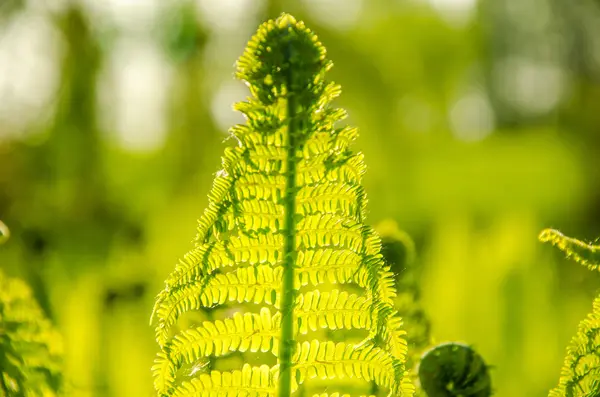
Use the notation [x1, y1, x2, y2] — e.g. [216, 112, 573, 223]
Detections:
[276, 13, 297, 29]
[539, 228, 562, 243]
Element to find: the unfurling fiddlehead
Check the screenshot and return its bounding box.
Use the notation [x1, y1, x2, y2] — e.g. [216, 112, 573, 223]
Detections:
[539, 229, 600, 271]
[540, 229, 600, 396]
[417, 343, 491, 397]
[151, 13, 413, 397]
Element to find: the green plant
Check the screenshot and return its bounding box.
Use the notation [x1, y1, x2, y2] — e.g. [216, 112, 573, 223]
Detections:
[0, 222, 63, 396]
[540, 229, 600, 396]
[151, 13, 414, 397]
[417, 343, 491, 397]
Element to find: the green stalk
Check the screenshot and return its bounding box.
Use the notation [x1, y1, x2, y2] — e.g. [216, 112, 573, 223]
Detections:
[0, 220, 9, 245]
[278, 44, 299, 397]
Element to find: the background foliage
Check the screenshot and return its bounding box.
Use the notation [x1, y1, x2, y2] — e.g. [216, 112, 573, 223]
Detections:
[1, 0, 600, 396]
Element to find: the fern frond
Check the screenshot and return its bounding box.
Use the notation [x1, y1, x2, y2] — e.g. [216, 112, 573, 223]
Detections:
[154, 261, 374, 346]
[292, 341, 398, 388]
[156, 294, 385, 396]
[296, 290, 372, 334]
[152, 13, 413, 397]
[170, 364, 277, 397]
[0, 270, 63, 396]
[539, 228, 600, 271]
[548, 295, 600, 396]
[154, 308, 279, 395]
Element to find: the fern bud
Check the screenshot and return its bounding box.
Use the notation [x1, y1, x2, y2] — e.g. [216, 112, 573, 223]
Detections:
[236, 14, 330, 110]
[417, 342, 492, 397]
[151, 12, 414, 397]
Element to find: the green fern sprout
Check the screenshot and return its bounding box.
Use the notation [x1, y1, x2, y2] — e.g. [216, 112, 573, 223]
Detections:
[151, 13, 414, 397]
[0, 270, 63, 396]
[417, 343, 491, 397]
[540, 229, 600, 396]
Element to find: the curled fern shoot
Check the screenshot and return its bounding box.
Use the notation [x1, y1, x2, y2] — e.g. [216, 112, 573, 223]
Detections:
[539, 228, 600, 271]
[151, 13, 413, 397]
[417, 343, 491, 397]
[0, 270, 63, 396]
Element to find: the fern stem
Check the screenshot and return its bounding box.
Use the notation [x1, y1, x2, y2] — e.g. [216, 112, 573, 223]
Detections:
[0, 220, 9, 245]
[278, 41, 299, 397]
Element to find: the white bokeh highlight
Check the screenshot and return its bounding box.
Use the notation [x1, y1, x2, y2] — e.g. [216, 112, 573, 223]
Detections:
[424, 0, 477, 26]
[494, 57, 566, 116]
[302, 0, 364, 31]
[210, 80, 249, 134]
[77, 0, 168, 32]
[98, 37, 173, 151]
[195, 0, 264, 33]
[450, 88, 495, 142]
[0, 10, 62, 139]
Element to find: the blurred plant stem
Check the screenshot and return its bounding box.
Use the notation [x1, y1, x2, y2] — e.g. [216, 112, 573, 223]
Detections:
[0, 220, 9, 245]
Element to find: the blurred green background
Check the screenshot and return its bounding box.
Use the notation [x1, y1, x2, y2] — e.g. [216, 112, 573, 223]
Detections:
[1, 0, 600, 396]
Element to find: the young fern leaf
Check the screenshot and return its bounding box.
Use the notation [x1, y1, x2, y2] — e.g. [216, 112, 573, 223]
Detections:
[151, 13, 413, 397]
[547, 296, 600, 397]
[0, 270, 63, 396]
[539, 228, 600, 271]
[540, 229, 600, 396]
